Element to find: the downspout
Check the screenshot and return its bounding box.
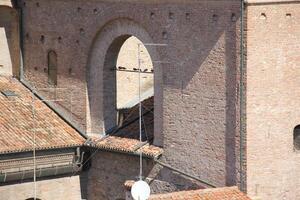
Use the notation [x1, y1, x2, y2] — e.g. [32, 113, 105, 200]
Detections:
[12, 0, 24, 80]
[240, 0, 246, 192]
[16, 1, 24, 79]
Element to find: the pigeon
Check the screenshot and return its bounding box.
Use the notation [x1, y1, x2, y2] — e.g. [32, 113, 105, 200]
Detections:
[118, 66, 126, 70]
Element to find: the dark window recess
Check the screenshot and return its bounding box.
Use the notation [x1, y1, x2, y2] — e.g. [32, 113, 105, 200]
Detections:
[47, 50, 58, 86]
[294, 125, 300, 150]
[186, 13, 190, 20]
[150, 12, 155, 19]
[40, 35, 45, 43]
[212, 14, 218, 22]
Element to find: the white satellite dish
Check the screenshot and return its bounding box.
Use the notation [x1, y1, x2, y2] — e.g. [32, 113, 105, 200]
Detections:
[131, 180, 151, 200]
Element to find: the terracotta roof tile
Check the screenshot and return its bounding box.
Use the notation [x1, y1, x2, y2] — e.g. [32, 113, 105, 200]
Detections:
[86, 135, 163, 158]
[0, 76, 85, 154]
[149, 187, 251, 200]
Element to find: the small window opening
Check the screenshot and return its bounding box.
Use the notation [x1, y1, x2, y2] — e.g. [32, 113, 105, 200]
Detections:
[25, 33, 29, 40]
[212, 14, 218, 22]
[260, 13, 267, 20]
[162, 31, 168, 39]
[40, 35, 45, 43]
[169, 12, 174, 20]
[186, 13, 191, 20]
[231, 13, 237, 22]
[150, 12, 155, 19]
[294, 125, 300, 150]
[47, 50, 58, 86]
[80, 28, 85, 35]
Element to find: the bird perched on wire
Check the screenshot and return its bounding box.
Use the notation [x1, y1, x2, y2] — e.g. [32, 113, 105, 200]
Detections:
[143, 69, 148, 72]
[118, 66, 126, 70]
[151, 69, 154, 72]
[133, 68, 138, 71]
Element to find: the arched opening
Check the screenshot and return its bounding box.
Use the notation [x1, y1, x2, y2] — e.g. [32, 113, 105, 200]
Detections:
[47, 50, 57, 86]
[103, 36, 154, 142]
[294, 125, 300, 150]
[87, 19, 163, 145]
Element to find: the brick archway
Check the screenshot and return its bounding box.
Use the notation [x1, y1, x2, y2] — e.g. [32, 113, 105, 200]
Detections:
[87, 18, 163, 146]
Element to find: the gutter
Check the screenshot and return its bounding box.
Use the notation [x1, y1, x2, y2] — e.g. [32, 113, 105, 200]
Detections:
[0, 165, 80, 184]
[18, 2, 24, 79]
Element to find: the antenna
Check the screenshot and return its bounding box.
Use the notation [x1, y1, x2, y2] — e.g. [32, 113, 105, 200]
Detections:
[132, 42, 167, 200]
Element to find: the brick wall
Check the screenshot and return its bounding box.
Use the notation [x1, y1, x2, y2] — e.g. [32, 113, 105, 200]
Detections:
[20, 0, 242, 196]
[0, 175, 83, 200]
[246, 2, 300, 199]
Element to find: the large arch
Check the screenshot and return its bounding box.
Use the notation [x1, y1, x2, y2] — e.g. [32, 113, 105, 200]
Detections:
[87, 18, 163, 146]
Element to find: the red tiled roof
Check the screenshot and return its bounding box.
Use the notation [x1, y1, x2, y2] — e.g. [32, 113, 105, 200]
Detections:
[85, 135, 163, 158]
[149, 187, 251, 200]
[0, 76, 85, 154]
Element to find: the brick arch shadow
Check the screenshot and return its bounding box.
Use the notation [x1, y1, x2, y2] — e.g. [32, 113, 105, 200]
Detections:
[87, 18, 163, 146]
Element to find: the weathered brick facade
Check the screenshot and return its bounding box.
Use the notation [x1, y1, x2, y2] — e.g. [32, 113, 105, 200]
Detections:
[4, 0, 300, 200]
[19, 0, 241, 192]
[246, 1, 300, 199]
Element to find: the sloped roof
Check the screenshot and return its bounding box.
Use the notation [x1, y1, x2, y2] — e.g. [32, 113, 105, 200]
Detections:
[149, 187, 251, 200]
[0, 76, 85, 154]
[119, 87, 153, 109]
[85, 135, 163, 158]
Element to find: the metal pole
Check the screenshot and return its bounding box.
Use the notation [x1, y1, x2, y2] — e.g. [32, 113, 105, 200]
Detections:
[138, 43, 143, 180]
[31, 90, 37, 200]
